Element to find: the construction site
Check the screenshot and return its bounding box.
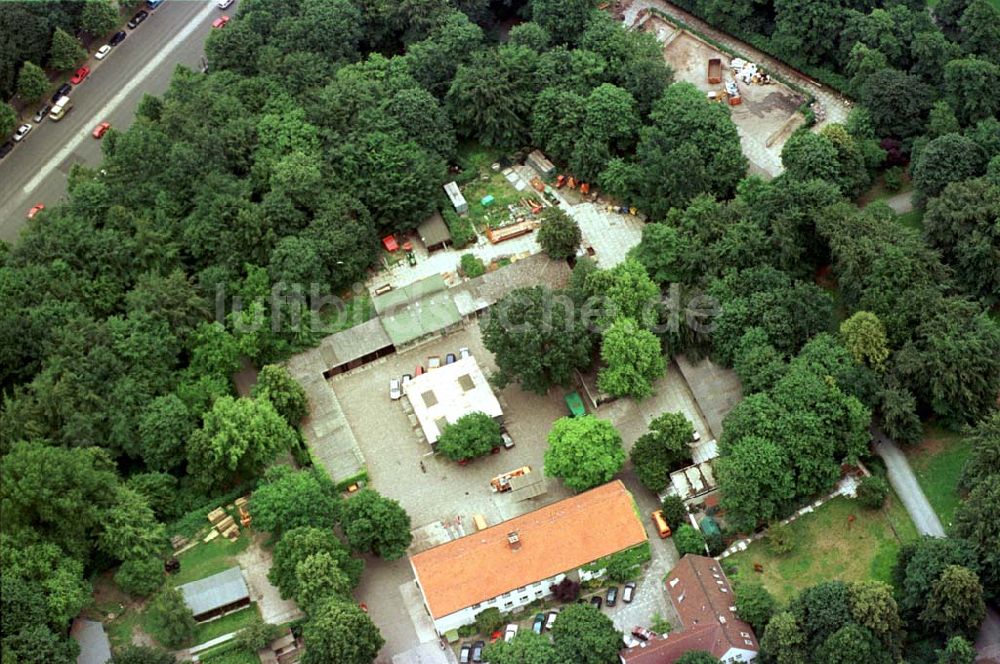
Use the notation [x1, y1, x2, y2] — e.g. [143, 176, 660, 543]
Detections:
[628, 5, 808, 177]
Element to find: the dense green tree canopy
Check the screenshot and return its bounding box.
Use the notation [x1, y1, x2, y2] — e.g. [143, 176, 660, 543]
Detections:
[550, 603, 624, 664]
[630, 411, 694, 491]
[537, 206, 582, 260]
[250, 467, 341, 536]
[269, 527, 362, 600]
[341, 489, 412, 560]
[437, 412, 502, 462]
[301, 598, 384, 664]
[544, 416, 625, 492]
[483, 286, 594, 395]
[597, 317, 666, 399]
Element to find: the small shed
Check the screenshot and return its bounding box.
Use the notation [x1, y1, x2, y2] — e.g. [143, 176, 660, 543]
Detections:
[418, 211, 452, 253]
[70, 619, 112, 664]
[178, 566, 251, 622]
[527, 149, 555, 178]
[444, 181, 468, 215]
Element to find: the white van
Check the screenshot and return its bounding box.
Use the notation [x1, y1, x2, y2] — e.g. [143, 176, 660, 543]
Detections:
[49, 96, 73, 121]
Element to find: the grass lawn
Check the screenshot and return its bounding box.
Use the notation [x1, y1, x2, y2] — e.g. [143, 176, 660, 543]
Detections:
[171, 533, 250, 587]
[897, 208, 924, 232]
[724, 494, 918, 604]
[200, 649, 260, 664]
[193, 606, 259, 644]
[454, 142, 541, 232]
[105, 606, 144, 650]
[905, 423, 971, 528]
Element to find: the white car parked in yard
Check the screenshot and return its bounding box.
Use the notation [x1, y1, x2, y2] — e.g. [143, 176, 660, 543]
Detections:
[504, 624, 518, 642]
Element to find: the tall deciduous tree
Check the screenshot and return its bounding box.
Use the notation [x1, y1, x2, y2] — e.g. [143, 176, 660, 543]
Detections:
[936, 636, 977, 664]
[0, 103, 16, 137]
[187, 396, 298, 487]
[597, 317, 665, 399]
[840, 311, 890, 370]
[532, 0, 592, 45]
[341, 489, 412, 560]
[921, 565, 986, 637]
[294, 552, 353, 611]
[912, 133, 987, 203]
[858, 68, 933, 138]
[249, 467, 341, 536]
[81, 0, 120, 37]
[16, 61, 47, 103]
[760, 611, 808, 664]
[269, 527, 362, 600]
[436, 411, 502, 462]
[48, 27, 86, 70]
[715, 435, 795, 532]
[537, 207, 582, 260]
[735, 583, 777, 634]
[98, 487, 167, 562]
[550, 603, 624, 664]
[252, 364, 308, 425]
[544, 416, 625, 492]
[483, 286, 594, 395]
[922, 177, 1000, 303]
[952, 475, 1000, 603]
[301, 598, 384, 664]
[147, 586, 196, 649]
[137, 394, 195, 472]
[630, 411, 693, 491]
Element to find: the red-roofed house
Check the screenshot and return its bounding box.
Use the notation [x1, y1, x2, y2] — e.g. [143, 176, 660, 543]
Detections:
[622, 555, 759, 664]
[409, 480, 648, 635]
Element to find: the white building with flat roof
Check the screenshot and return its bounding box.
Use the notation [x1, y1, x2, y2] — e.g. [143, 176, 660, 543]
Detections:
[404, 356, 502, 444]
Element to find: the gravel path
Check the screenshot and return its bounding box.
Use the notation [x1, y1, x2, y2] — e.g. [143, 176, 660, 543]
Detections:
[872, 427, 944, 537]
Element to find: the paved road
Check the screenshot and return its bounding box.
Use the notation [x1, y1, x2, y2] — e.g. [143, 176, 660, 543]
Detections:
[872, 427, 945, 537]
[873, 427, 1000, 662]
[0, 0, 224, 244]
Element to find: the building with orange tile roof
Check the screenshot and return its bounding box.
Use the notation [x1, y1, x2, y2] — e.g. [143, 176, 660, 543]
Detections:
[622, 555, 758, 663]
[409, 480, 647, 634]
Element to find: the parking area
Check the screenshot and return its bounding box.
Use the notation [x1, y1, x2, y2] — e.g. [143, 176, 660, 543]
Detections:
[329, 321, 575, 531]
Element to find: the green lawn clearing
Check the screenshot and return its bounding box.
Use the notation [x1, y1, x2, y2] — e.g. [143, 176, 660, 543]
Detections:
[897, 208, 924, 232]
[193, 606, 259, 645]
[724, 494, 918, 604]
[171, 533, 250, 587]
[200, 649, 260, 664]
[905, 424, 971, 528]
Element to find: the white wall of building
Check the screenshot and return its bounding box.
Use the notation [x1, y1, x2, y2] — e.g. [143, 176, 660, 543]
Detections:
[428, 573, 567, 634]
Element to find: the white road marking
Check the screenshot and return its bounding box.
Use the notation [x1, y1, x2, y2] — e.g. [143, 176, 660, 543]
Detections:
[21, 1, 216, 196]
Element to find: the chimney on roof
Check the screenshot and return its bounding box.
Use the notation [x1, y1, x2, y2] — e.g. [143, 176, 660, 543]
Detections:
[507, 531, 521, 550]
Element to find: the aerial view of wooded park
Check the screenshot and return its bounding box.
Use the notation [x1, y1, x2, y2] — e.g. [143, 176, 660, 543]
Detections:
[0, 0, 998, 662]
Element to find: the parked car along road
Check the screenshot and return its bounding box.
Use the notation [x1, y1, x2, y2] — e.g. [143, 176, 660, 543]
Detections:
[389, 378, 402, 400]
[92, 122, 111, 139]
[459, 643, 471, 664]
[606, 586, 618, 607]
[472, 640, 484, 663]
[532, 613, 545, 634]
[94, 45, 112, 60]
[501, 431, 515, 450]
[12, 124, 31, 142]
[109, 30, 127, 46]
[51, 83, 71, 103]
[70, 66, 90, 84]
[127, 10, 149, 28]
[33, 104, 51, 123]
[217, 0, 235, 7]
[0, 142, 13, 159]
[545, 610, 559, 630]
[26, 203, 44, 219]
[590, 595, 603, 609]
[212, 14, 230, 28]
[504, 624, 518, 642]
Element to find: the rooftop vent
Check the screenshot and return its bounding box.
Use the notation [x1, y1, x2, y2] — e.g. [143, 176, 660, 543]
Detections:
[507, 531, 521, 550]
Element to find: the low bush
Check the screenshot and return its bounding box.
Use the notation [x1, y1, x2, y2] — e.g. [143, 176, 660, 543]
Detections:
[857, 475, 890, 509]
[460, 253, 486, 278]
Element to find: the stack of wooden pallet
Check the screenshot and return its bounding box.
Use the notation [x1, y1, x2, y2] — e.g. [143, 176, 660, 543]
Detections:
[207, 506, 240, 540]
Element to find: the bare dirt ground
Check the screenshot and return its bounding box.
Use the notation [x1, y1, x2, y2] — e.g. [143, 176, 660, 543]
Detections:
[649, 21, 805, 177]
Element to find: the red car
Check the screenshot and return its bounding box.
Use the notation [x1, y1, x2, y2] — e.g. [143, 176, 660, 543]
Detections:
[92, 121, 111, 139]
[27, 204, 45, 219]
[212, 15, 230, 28]
[70, 66, 90, 85]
